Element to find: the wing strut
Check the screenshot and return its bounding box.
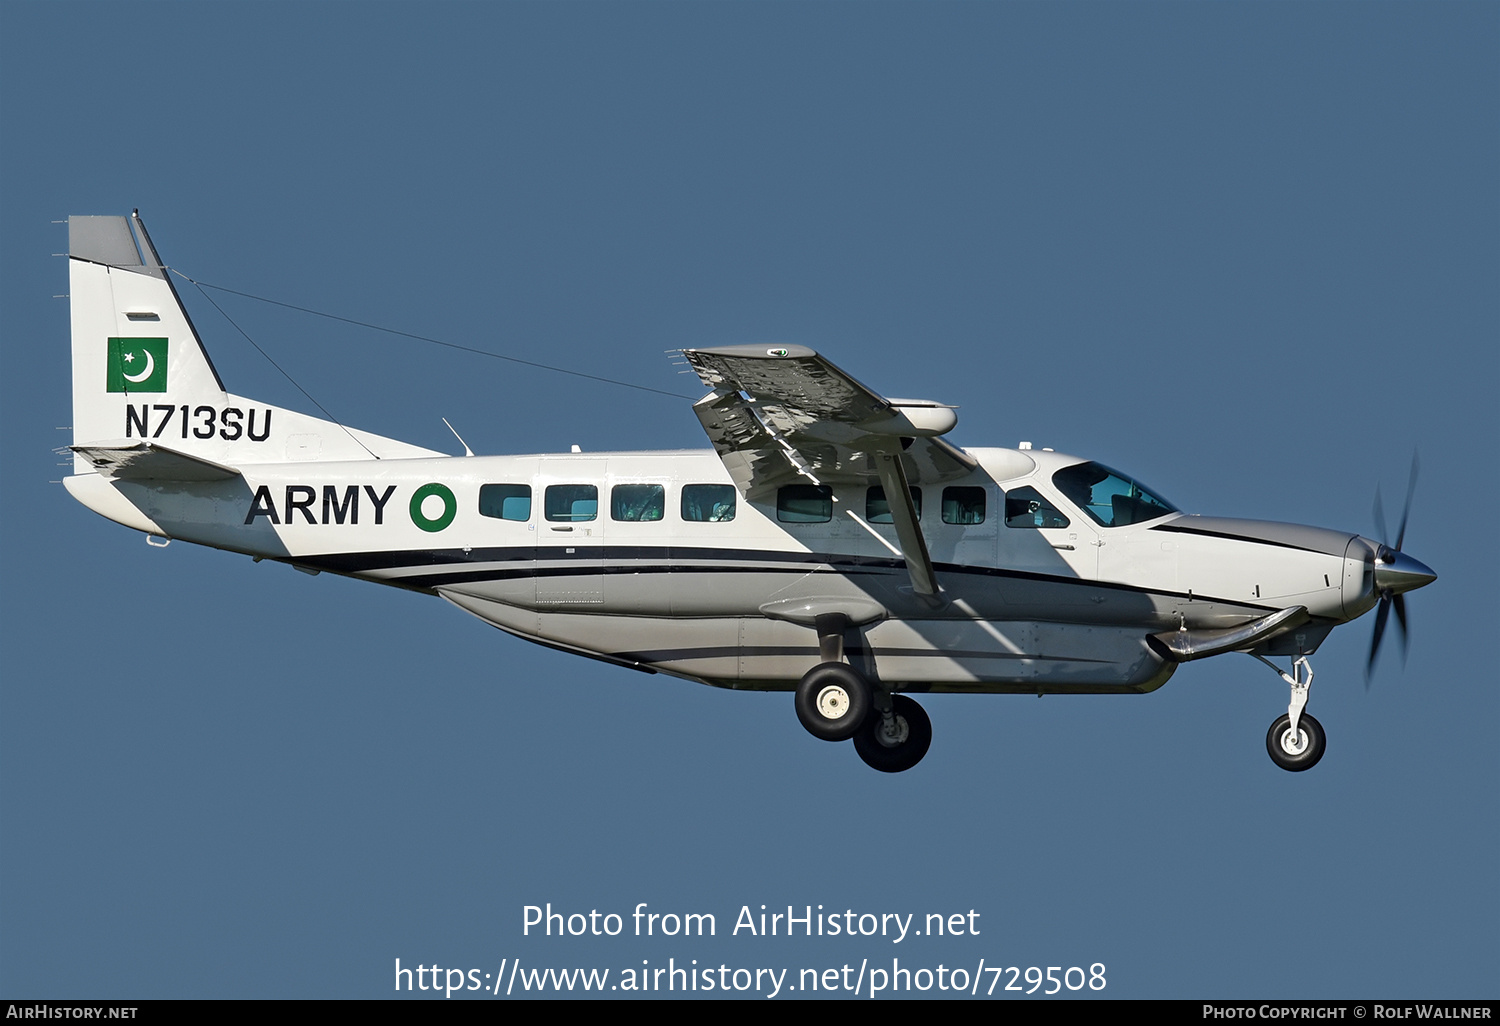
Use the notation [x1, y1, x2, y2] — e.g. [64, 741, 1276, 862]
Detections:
[875, 452, 941, 599]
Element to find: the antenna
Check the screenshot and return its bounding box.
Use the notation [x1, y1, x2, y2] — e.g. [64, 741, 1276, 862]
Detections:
[442, 417, 474, 457]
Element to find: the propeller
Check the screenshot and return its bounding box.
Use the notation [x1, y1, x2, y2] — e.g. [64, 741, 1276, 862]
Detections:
[1366, 453, 1434, 683]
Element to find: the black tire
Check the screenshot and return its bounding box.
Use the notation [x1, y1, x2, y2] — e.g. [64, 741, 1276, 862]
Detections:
[795, 663, 871, 742]
[1266, 712, 1326, 772]
[853, 694, 933, 773]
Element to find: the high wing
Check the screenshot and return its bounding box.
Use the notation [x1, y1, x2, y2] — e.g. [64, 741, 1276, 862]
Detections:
[681, 344, 977, 597]
[681, 345, 976, 495]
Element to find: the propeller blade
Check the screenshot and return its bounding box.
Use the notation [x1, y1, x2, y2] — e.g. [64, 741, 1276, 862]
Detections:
[1366, 596, 1391, 682]
[1395, 452, 1419, 552]
[1366, 452, 1421, 684]
[1393, 592, 1409, 665]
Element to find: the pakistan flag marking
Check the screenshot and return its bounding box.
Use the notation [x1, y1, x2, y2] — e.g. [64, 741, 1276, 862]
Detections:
[106, 337, 168, 392]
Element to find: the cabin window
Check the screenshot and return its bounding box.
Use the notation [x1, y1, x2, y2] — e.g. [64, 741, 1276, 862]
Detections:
[544, 484, 598, 522]
[611, 484, 665, 522]
[1052, 461, 1177, 528]
[682, 484, 737, 522]
[865, 486, 922, 524]
[941, 486, 986, 525]
[777, 484, 833, 523]
[479, 483, 532, 522]
[1003, 486, 1070, 529]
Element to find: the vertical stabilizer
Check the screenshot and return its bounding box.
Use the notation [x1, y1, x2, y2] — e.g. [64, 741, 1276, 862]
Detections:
[68, 213, 228, 472]
[65, 213, 442, 477]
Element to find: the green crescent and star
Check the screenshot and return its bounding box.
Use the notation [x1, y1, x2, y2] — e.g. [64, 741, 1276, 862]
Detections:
[105, 337, 169, 392]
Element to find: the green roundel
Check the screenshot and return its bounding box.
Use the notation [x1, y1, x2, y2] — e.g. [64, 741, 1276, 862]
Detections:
[409, 483, 457, 532]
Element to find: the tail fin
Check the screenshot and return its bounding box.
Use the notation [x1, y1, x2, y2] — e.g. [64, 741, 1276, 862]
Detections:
[66, 212, 439, 476]
[68, 213, 226, 470]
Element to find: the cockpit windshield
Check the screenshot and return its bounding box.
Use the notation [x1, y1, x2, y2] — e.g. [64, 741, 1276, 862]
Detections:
[1052, 461, 1177, 528]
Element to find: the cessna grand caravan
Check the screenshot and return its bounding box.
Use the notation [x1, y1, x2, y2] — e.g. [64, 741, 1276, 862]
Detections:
[61, 212, 1436, 772]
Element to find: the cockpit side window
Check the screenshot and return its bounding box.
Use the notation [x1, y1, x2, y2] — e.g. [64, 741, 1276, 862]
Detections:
[1052, 462, 1176, 527]
[1004, 486, 1069, 529]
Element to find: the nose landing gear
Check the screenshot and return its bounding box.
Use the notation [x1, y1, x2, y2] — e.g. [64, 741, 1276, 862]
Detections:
[1251, 654, 1326, 772]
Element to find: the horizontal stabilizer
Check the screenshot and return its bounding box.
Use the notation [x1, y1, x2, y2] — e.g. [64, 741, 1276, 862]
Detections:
[71, 440, 241, 481]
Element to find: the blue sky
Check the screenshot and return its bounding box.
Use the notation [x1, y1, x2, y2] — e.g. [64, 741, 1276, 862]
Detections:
[2, 1, 1495, 999]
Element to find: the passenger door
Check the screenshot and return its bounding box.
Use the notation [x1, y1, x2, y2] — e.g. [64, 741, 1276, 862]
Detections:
[536, 460, 606, 608]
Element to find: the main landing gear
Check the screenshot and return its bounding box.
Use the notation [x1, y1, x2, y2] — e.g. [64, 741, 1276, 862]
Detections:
[795, 663, 870, 741]
[795, 662, 933, 772]
[1252, 655, 1326, 772]
[853, 693, 932, 773]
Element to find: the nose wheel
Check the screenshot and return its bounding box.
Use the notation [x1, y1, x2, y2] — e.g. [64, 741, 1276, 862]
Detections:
[1266, 711, 1326, 771]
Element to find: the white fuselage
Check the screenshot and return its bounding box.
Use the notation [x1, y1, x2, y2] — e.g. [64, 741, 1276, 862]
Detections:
[68, 445, 1371, 695]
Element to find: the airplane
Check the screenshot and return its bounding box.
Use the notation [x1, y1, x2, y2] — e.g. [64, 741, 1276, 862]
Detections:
[60, 211, 1437, 773]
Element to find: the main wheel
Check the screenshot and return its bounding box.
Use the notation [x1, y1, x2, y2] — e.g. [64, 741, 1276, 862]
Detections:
[853, 694, 932, 773]
[1266, 712, 1326, 772]
[795, 663, 871, 742]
